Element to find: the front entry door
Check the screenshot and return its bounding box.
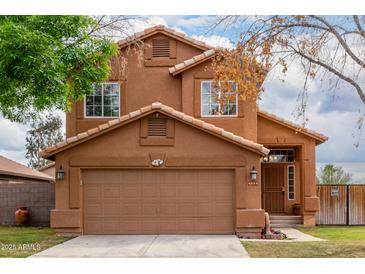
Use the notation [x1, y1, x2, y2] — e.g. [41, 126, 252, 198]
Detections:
[262, 165, 285, 213]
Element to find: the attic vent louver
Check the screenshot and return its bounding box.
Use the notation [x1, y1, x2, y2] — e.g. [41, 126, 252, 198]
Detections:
[148, 118, 167, 136]
[152, 39, 170, 57]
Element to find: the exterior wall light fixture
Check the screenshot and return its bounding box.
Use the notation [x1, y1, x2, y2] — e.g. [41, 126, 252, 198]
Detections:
[56, 165, 65, 181]
[249, 166, 258, 184]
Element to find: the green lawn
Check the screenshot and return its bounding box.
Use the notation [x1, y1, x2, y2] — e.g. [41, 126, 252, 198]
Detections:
[0, 226, 74, 258]
[242, 226, 365, 258]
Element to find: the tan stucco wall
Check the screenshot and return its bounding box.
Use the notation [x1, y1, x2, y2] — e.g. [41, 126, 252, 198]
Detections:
[52, 116, 264, 234]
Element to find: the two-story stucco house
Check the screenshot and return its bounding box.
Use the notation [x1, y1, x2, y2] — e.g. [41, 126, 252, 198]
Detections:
[41, 25, 327, 237]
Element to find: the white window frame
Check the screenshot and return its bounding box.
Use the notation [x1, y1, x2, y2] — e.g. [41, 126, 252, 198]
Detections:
[200, 80, 238, 118]
[84, 82, 120, 118]
[287, 165, 295, 200]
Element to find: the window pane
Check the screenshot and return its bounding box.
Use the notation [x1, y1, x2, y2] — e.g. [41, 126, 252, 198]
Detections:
[226, 103, 236, 115]
[211, 104, 219, 115]
[202, 104, 210, 116]
[201, 81, 237, 116]
[111, 96, 119, 105]
[202, 82, 211, 95]
[110, 84, 119, 95]
[94, 84, 102, 95]
[202, 93, 211, 105]
[85, 96, 94, 106]
[103, 96, 111, 105]
[112, 107, 119, 117]
[94, 106, 102, 116]
[94, 96, 102, 106]
[103, 106, 111, 117]
[86, 106, 94, 116]
[104, 84, 112, 96]
[86, 83, 120, 117]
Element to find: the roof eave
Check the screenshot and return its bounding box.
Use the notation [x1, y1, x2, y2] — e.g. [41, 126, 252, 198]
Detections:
[257, 111, 328, 144]
[0, 170, 54, 182]
[117, 28, 212, 52]
[41, 104, 269, 159]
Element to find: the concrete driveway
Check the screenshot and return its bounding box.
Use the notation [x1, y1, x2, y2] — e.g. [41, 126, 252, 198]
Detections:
[32, 235, 249, 258]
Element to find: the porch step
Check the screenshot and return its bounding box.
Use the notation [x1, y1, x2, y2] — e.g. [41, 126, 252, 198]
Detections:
[269, 215, 303, 228]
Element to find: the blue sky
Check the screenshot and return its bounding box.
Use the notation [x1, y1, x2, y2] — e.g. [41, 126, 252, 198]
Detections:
[0, 15, 364, 167]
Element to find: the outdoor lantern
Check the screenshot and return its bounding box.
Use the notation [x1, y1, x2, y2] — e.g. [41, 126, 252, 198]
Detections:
[249, 166, 258, 183]
[56, 165, 65, 181]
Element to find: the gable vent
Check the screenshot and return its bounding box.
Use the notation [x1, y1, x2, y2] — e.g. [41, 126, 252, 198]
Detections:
[152, 39, 170, 58]
[148, 118, 168, 136]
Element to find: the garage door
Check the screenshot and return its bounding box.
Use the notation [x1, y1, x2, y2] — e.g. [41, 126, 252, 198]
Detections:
[83, 169, 234, 234]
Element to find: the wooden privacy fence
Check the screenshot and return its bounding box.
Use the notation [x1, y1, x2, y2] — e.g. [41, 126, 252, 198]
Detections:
[316, 184, 365, 225]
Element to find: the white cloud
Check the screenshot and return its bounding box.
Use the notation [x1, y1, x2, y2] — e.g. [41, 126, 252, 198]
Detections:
[162, 16, 216, 31]
[0, 118, 28, 151]
[260, 57, 365, 163]
[191, 34, 233, 49]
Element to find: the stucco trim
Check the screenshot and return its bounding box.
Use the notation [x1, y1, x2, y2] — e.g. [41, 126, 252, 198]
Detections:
[258, 110, 328, 144]
[41, 102, 269, 160]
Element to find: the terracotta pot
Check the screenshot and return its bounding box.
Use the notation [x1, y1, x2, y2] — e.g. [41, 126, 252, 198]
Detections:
[15, 207, 29, 226]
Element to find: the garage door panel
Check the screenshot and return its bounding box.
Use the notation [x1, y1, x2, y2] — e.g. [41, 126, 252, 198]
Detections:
[84, 185, 101, 200]
[197, 202, 214, 216]
[123, 183, 140, 197]
[102, 185, 121, 199]
[103, 221, 120, 233]
[103, 170, 120, 182]
[84, 204, 102, 216]
[214, 203, 234, 216]
[214, 217, 234, 233]
[160, 202, 177, 215]
[83, 169, 234, 234]
[141, 203, 158, 216]
[141, 183, 159, 198]
[102, 201, 121, 216]
[178, 184, 196, 198]
[160, 185, 177, 197]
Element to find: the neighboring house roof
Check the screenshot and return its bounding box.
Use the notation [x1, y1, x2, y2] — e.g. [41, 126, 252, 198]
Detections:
[41, 102, 270, 160]
[117, 25, 213, 51]
[258, 109, 328, 144]
[0, 155, 54, 182]
[169, 49, 217, 76]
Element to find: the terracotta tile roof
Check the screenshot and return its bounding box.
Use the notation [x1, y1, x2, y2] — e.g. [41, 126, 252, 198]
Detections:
[258, 109, 328, 144]
[0, 155, 54, 181]
[117, 25, 213, 51]
[169, 49, 217, 75]
[41, 102, 269, 159]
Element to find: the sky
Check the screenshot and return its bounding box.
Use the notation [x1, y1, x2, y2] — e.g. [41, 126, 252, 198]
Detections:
[0, 15, 364, 173]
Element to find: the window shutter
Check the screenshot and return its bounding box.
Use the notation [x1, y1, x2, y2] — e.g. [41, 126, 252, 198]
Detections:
[152, 39, 170, 58]
[148, 118, 167, 136]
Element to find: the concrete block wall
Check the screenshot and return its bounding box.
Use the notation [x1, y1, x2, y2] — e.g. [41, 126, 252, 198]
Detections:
[0, 178, 54, 226]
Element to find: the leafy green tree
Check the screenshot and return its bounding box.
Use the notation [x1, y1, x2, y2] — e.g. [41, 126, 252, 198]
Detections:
[317, 164, 352, 184]
[0, 16, 118, 122]
[25, 113, 64, 168]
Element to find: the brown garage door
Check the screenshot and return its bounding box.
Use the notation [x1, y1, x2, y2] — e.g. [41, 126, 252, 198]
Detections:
[83, 169, 234, 234]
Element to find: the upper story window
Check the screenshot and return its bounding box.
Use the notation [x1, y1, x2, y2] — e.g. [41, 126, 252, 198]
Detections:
[201, 80, 238, 117]
[152, 39, 170, 58]
[85, 83, 120, 118]
[263, 149, 295, 163]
